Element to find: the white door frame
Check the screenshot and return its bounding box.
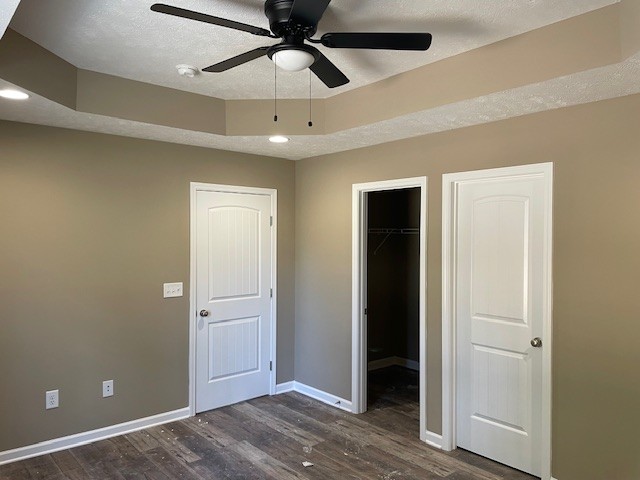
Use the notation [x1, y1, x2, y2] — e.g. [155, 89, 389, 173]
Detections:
[352, 176, 428, 440]
[441, 163, 553, 479]
[189, 182, 277, 416]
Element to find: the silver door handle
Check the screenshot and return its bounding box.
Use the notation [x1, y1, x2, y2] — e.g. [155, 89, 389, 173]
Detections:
[199, 309, 210, 317]
[530, 337, 542, 348]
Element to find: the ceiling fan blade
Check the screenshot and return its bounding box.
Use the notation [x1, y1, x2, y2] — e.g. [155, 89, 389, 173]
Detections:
[203, 47, 270, 73]
[150, 4, 271, 37]
[288, 0, 332, 26]
[321, 32, 432, 51]
[310, 52, 349, 88]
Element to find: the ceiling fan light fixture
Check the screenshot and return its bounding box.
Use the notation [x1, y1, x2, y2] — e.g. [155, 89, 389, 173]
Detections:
[267, 44, 319, 72]
[272, 49, 315, 72]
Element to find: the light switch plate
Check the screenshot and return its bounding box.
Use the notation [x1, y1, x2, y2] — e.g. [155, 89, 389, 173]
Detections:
[163, 282, 183, 298]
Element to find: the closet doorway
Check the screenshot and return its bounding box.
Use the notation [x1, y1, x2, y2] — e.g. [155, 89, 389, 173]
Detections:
[367, 188, 420, 410]
[351, 177, 427, 442]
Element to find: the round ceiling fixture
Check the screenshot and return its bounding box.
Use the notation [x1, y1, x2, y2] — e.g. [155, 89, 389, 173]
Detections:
[0, 89, 29, 100]
[268, 44, 318, 72]
[176, 64, 199, 77]
[269, 135, 290, 143]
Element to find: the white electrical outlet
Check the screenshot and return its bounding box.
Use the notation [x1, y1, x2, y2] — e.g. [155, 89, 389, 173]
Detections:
[46, 389, 59, 409]
[102, 380, 114, 398]
[163, 282, 183, 298]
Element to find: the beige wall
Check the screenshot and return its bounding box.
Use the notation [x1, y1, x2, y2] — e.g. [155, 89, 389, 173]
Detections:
[0, 121, 295, 452]
[295, 94, 640, 480]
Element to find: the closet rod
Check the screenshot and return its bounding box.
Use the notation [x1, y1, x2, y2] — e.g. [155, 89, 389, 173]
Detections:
[369, 228, 419, 255]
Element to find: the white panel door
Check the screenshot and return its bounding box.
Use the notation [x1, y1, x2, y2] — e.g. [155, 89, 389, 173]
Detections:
[456, 174, 546, 476]
[195, 190, 272, 412]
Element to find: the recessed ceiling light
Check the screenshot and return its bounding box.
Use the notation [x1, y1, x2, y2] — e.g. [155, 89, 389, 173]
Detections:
[269, 135, 289, 144]
[0, 89, 29, 100]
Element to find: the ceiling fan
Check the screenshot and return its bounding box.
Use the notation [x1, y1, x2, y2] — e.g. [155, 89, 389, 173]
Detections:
[151, 0, 432, 88]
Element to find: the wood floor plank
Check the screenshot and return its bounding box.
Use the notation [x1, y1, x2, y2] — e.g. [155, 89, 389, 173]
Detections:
[232, 402, 324, 447]
[71, 441, 118, 466]
[181, 417, 237, 449]
[145, 425, 201, 464]
[200, 408, 293, 451]
[125, 431, 161, 454]
[60, 467, 91, 480]
[50, 450, 83, 473]
[144, 446, 206, 480]
[0, 463, 33, 480]
[187, 443, 268, 479]
[107, 436, 171, 479]
[227, 440, 307, 480]
[19, 454, 63, 480]
[83, 461, 127, 480]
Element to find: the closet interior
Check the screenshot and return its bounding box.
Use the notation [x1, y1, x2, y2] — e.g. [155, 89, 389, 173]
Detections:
[366, 187, 421, 412]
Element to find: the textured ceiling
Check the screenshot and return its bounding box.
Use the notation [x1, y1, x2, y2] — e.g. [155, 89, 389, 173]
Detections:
[3, 0, 637, 161]
[0, 0, 21, 38]
[9, 0, 615, 99]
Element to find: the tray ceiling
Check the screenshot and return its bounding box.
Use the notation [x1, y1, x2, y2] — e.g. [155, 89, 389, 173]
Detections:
[2, 0, 638, 161]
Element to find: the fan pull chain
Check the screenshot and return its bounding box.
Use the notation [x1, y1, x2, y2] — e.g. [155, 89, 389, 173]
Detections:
[308, 69, 313, 127]
[273, 58, 278, 122]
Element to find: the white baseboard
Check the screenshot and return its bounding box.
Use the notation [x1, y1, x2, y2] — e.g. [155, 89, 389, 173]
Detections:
[368, 356, 419, 372]
[275, 381, 295, 394]
[276, 381, 352, 412]
[0, 407, 190, 466]
[424, 430, 443, 449]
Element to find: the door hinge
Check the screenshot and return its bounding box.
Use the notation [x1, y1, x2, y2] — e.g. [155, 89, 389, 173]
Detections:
[270, 361, 273, 371]
[364, 308, 368, 315]
[270, 216, 273, 226]
[270, 288, 273, 298]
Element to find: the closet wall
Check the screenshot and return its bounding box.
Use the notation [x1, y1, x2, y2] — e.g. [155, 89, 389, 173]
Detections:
[367, 188, 420, 365]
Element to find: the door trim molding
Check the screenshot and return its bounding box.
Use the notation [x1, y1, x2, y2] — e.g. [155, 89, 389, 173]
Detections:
[441, 163, 553, 479]
[189, 182, 277, 416]
[351, 177, 428, 440]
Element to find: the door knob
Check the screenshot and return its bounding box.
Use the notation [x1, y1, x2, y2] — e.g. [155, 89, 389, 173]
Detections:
[199, 309, 210, 317]
[530, 337, 542, 348]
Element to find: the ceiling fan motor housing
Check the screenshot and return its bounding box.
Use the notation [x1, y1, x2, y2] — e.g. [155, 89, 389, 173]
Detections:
[264, 0, 316, 38]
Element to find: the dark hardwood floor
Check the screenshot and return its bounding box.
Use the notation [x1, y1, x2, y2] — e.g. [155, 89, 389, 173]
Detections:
[1, 367, 536, 479]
